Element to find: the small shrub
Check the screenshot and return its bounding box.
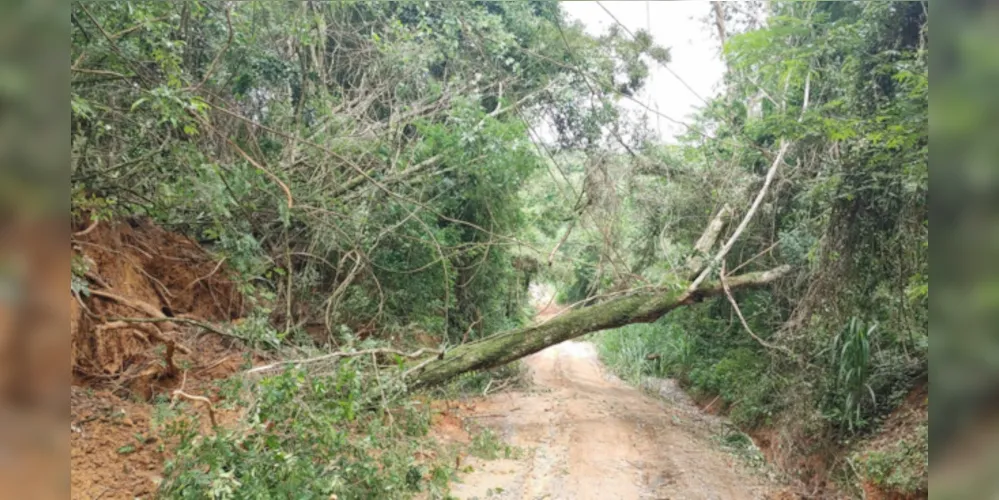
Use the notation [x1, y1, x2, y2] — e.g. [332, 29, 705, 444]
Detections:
[229, 310, 283, 350]
[596, 321, 688, 383]
[688, 348, 779, 428]
[469, 428, 503, 460]
[157, 364, 454, 499]
[716, 428, 766, 468]
[821, 317, 877, 434]
[853, 423, 928, 495]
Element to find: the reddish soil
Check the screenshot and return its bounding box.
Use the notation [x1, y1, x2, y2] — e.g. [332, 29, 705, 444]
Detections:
[70, 218, 251, 499]
[855, 383, 929, 500]
[72, 217, 243, 381]
[70, 328, 250, 499]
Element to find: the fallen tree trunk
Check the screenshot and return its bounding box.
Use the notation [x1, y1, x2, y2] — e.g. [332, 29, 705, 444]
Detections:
[404, 265, 790, 389]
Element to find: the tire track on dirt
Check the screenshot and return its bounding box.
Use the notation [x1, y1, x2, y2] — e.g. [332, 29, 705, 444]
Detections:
[449, 341, 778, 499]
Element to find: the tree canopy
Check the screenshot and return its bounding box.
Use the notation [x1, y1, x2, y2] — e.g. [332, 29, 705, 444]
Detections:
[71, 1, 927, 497]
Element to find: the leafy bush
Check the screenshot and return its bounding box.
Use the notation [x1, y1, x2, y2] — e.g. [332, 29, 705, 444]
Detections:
[157, 364, 455, 499]
[596, 321, 680, 383]
[821, 317, 876, 433]
[690, 348, 780, 428]
[853, 423, 928, 495]
[597, 316, 780, 428]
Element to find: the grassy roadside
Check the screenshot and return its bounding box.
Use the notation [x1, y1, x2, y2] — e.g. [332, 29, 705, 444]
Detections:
[593, 319, 927, 498]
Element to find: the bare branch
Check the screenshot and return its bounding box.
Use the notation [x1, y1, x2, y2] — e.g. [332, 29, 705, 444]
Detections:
[685, 204, 732, 278]
[246, 347, 443, 375]
[184, 257, 227, 290]
[74, 218, 100, 237]
[719, 262, 799, 361]
[188, 6, 233, 92]
[685, 140, 790, 295]
[547, 218, 577, 267]
[172, 390, 218, 428]
[712, 2, 728, 48]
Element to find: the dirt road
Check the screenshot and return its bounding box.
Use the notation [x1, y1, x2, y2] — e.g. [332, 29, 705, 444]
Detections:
[449, 340, 776, 499]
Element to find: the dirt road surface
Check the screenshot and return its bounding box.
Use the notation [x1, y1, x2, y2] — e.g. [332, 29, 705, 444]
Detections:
[449, 340, 777, 499]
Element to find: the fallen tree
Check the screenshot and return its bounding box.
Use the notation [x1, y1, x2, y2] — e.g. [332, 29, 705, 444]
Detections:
[404, 265, 790, 389]
[405, 142, 793, 389]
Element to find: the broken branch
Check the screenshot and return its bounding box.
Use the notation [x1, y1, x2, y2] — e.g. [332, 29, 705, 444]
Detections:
[685, 204, 732, 279]
[685, 140, 791, 295]
[172, 390, 218, 428]
[246, 347, 444, 375]
[719, 262, 799, 362]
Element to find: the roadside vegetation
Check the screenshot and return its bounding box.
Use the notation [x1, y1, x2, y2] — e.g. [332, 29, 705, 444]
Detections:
[589, 3, 927, 496]
[71, 1, 926, 498]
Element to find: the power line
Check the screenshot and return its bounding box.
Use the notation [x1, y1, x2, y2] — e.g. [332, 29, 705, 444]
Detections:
[595, 0, 710, 107]
[458, 17, 643, 281]
[575, 3, 780, 157]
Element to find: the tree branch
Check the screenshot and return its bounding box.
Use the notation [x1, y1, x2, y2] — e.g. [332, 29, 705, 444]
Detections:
[685, 140, 790, 296]
[685, 204, 732, 279]
[246, 347, 443, 376]
[405, 265, 791, 389]
[719, 262, 799, 361]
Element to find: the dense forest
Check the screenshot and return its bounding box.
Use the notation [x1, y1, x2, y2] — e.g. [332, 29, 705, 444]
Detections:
[70, 1, 927, 498]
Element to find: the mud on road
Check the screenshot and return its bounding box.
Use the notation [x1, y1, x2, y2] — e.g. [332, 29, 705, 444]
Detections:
[449, 341, 780, 500]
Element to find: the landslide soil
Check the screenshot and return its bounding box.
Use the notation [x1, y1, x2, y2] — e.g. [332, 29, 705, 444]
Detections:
[70, 218, 250, 499]
[448, 308, 784, 499]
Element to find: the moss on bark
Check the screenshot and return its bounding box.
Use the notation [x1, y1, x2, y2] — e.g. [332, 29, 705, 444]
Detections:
[405, 266, 790, 389]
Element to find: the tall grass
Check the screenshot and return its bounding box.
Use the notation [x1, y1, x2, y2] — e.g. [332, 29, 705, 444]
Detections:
[596, 315, 781, 428]
[596, 320, 692, 384]
[827, 317, 877, 433]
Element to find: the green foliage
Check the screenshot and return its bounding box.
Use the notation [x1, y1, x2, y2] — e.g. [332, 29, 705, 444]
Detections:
[596, 321, 691, 382]
[824, 317, 875, 433]
[468, 428, 503, 460]
[229, 310, 284, 350]
[581, 2, 927, 447]
[71, 3, 674, 493]
[72, 0, 928, 494]
[689, 347, 780, 428]
[853, 423, 928, 495]
[70, 0, 664, 344]
[157, 364, 453, 499]
[596, 313, 782, 429]
[70, 254, 91, 297]
[715, 428, 767, 469]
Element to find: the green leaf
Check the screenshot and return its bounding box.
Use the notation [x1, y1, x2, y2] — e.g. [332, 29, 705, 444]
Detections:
[129, 98, 149, 112]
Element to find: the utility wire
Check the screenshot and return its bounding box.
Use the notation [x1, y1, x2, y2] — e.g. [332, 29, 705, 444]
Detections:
[549, 4, 779, 158]
[595, 0, 710, 107]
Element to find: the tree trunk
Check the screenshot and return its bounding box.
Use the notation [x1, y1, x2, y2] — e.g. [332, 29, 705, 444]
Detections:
[404, 266, 790, 389]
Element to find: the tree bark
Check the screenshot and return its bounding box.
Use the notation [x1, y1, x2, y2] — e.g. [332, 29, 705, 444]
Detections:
[685, 204, 732, 279]
[712, 2, 728, 48]
[404, 265, 790, 389]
